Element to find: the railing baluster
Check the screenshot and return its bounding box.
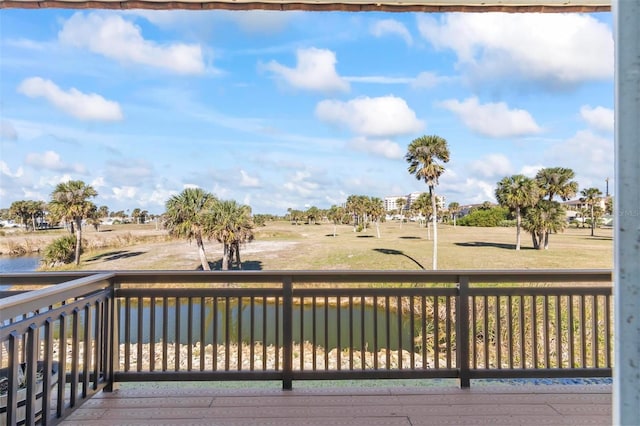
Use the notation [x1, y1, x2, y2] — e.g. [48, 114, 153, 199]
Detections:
[312, 296, 317, 371]
[471, 295, 476, 369]
[349, 295, 354, 370]
[568, 295, 575, 368]
[175, 297, 181, 371]
[124, 297, 131, 372]
[592, 295, 598, 368]
[483, 295, 489, 369]
[360, 295, 365, 370]
[336, 295, 341, 370]
[446, 295, 452, 369]
[225, 296, 230, 371]
[519, 296, 525, 369]
[373, 295, 378, 370]
[237, 297, 243, 371]
[150, 296, 156, 372]
[425, 296, 431, 369]
[250, 296, 255, 371]
[324, 295, 328, 370]
[83, 303, 91, 396]
[162, 297, 168, 372]
[71, 308, 80, 407]
[531, 295, 538, 369]
[409, 295, 415, 369]
[188, 297, 193, 371]
[137, 297, 143, 373]
[495, 296, 501, 369]
[507, 295, 513, 369]
[200, 296, 206, 371]
[385, 295, 391, 369]
[398, 295, 403, 370]
[555, 295, 561, 369]
[543, 295, 549, 369]
[605, 294, 612, 367]
[580, 295, 586, 368]
[299, 296, 304, 371]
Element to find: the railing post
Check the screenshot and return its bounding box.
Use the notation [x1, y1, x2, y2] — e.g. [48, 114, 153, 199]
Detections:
[104, 280, 118, 392]
[282, 276, 293, 390]
[456, 276, 471, 388]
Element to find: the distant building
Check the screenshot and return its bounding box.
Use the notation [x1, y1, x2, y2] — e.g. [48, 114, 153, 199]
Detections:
[384, 192, 446, 213]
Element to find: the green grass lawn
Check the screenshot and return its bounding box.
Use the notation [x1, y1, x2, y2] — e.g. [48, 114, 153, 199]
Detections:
[250, 220, 613, 271]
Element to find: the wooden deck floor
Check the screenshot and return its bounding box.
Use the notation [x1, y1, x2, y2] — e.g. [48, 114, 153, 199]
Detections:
[59, 383, 612, 425]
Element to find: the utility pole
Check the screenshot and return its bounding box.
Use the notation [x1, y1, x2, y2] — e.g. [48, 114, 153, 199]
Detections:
[605, 177, 610, 197]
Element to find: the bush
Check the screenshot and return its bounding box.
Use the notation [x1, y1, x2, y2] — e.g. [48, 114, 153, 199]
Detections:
[43, 235, 78, 266]
[458, 207, 509, 227]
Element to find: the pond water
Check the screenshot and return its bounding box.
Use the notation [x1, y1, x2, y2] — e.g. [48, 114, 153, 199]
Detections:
[0, 255, 41, 272]
[121, 300, 418, 352]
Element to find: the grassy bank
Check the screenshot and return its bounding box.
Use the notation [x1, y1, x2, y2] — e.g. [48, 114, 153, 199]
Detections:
[0, 219, 611, 271]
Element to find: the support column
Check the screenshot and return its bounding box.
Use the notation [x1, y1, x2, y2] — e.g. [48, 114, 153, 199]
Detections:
[613, 1, 640, 424]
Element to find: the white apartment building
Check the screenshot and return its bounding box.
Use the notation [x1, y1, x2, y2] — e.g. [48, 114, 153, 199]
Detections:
[384, 192, 446, 212]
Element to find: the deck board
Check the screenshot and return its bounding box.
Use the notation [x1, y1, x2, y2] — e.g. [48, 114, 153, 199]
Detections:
[59, 384, 612, 425]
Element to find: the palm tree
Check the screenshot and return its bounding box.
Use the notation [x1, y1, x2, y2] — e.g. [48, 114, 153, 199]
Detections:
[164, 187, 217, 271]
[368, 197, 385, 238]
[207, 200, 254, 270]
[406, 135, 450, 270]
[535, 167, 579, 202]
[495, 175, 541, 250]
[522, 200, 567, 250]
[535, 167, 578, 247]
[49, 180, 98, 265]
[447, 202, 461, 227]
[580, 187, 603, 236]
[396, 197, 406, 228]
[327, 205, 346, 237]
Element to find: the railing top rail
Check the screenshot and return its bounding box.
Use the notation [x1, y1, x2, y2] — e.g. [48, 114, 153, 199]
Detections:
[105, 269, 613, 284]
[0, 271, 99, 286]
[0, 272, 115, 323]
[0, 269, 612, 285]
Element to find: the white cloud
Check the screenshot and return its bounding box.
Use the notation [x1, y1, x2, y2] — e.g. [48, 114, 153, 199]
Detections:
[0, 120, 18, 140]
[17, 77, 123, 121]
[223, 10, 298, 34]
[25, 150, 86, 173]
[239, 170, 261, 188]
[546, 130, 613, 187]
[440, 176, 497, 204]
[438, 97, 542, 138]
[411, 72, 444, 89]
[1, 161, 24, 178]
[349, 136, 404, 160]
[59, 12, 206, 75]
[580, 105, 614, 133]
[371, 19, 413, 45]
[520, 164, 545, 178]
[417, 13, 613, 86]
[316, 95, 424, 137]
[264, 47, 349, 93]
[111, 186, 139, 201]
[468, 154, 513, 178]
[283, 170, 320, 197]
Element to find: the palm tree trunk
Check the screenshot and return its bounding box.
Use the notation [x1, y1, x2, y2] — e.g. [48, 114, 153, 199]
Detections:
[74, 218, 82, 265]
[376, 220, 380, 238]
[515, 207, 521, 251]
[221, 243, 229, 271]
[430, 186, 438, 270]
[590, 205, 595, 236]
[196, 234, 210, 271]
[234, 242, 241, 269]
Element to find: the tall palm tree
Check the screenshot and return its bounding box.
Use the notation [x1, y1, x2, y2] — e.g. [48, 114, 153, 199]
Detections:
[208, 200, 254, 270]
[447, 202, 461, 227]
[327, 205, 346, 237]
[406, 135, 450, 270]
[396, 197, 406, 228]
[368, 197, 385, 238]
[49, 180, 98, 265]
[535, 167, 579, 202]
[164, 187, 217, 271]
[495, 175, 541, 250]
[580, 187, 603, 236]
[522, 200, 567, 250]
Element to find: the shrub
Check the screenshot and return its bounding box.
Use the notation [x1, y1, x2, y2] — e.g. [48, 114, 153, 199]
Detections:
[43, 235, 78, 266]
[458, 207, 509, 227]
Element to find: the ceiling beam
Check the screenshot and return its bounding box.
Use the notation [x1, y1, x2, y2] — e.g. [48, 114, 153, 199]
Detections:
[0, 0, 611, 12]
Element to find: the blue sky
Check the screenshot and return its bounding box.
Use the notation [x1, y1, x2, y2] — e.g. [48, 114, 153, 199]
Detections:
[0, 10, 614, 215]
